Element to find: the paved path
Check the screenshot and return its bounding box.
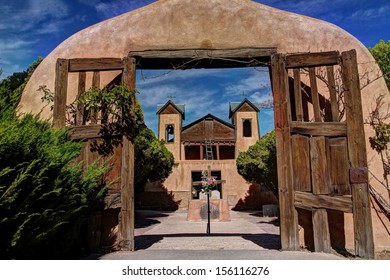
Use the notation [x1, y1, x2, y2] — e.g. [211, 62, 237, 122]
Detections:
[100, 210, 344, 260]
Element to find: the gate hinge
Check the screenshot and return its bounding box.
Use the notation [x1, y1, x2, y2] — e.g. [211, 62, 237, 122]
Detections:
[349, 167, 368, 184]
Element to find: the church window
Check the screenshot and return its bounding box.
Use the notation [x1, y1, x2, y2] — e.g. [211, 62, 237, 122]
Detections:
[166, 124, 174, 143]
[243, 119, 252, 137]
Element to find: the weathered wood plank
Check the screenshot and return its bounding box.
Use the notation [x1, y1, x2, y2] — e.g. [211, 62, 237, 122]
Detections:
[294, 191, 353, 212]
[312, 209, 331, 253]
[205, 119, 213, 140]
[53, 59, 69, 128]
[291, 135, 311, 192]
[87, 212, 102, 251]
[69, 124, 122, 139]
[69, 124, 101, 139]
[271, 53, 299, 250]
[90, 71, 100, 124]
[309, 67, 322, 122]
[76, 71, 86, 125]
[285, 51, 339, 68]
[119, 56, 136, 252]
[290, 121, 347, 137]
[293, 69, 303, 121]
[326, 66, 339, 121]
[128, 48, 277, 59]
[68, 58, 124, 72]
[327, 137, 351, 195]
[119, 136, 135, 251]
[341, 49, 374, 258]
[310, 137, 330, 195]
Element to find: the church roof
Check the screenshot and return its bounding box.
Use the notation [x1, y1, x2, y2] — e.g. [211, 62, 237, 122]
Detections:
[229, 98, 259, 118]
[182, 113, 235, 131]
[156, 100, 185, 120]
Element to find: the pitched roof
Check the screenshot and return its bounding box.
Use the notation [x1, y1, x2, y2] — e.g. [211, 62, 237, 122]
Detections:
[182, 113, 235, 131]
[229, 98, 259, 118]
[156, 100, 185, 120]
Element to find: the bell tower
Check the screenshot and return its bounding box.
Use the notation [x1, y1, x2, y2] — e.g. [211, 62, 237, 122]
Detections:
[156, 100, 185, 160]
[229, 98, 260, 157]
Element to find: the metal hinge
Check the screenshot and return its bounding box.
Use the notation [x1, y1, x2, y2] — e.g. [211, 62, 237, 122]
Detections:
[349, 167, 368, 184]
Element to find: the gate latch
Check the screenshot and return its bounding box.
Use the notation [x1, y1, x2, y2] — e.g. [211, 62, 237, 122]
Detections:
[349, 167, 368, 184]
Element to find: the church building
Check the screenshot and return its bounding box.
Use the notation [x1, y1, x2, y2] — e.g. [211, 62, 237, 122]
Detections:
[140, 98, 277, 210]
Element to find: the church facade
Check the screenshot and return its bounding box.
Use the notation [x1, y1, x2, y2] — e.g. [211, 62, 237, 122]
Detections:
[139, 98, 277, 210]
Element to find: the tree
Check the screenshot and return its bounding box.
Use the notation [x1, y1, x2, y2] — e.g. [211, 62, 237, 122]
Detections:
[369, 40, 390, 91]
[134, 126, 174, 189]
[236, 131, 278, 197]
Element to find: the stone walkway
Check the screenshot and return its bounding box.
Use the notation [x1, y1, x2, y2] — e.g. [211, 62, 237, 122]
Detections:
[134, 210, 280, 250]
[100, 210, 344, 260]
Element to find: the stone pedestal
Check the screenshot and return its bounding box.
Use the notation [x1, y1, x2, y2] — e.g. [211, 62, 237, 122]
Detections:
[187, 199, 231, 221]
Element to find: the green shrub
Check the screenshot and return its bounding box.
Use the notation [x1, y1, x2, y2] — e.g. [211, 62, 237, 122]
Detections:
[236, 131, 278, 197]
[0, 115, 108, 259]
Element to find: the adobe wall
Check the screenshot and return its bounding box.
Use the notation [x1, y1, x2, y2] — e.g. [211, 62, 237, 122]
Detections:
[158, 113, 182, 160]
[234, 111, 260, 156]
[144, 159, 277, 210]
[19, 0, 389, 250]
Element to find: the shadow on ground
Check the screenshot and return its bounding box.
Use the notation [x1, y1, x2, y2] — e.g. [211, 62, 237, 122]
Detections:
[135, 233, 280, 250]
[135, 211, 170, 229]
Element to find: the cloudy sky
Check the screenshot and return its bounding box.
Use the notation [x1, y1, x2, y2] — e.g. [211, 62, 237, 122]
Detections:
[1, 0, 389, 135]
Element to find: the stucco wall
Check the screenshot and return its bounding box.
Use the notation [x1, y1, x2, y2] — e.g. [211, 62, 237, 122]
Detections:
[19, 0, 390, 250]
[234, 111, 260, 156]
[158, 159, 277, 210]
[158, 113, 182, 160]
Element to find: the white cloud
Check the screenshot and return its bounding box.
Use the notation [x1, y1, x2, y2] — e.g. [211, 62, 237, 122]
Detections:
[0, 0, 70, 33]
[348, 5, 390, 21]
[80, 0, 156, 19]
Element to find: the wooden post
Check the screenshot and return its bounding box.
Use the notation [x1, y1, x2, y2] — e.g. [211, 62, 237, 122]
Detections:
[271, 54, 299, 250]
[90, 71, 100, 124]
[309, 67, 322, 122]
[341, 50, 374, 258]
[293, 69, 303, 121]
[53, 59, 69, 128]
[312, 209, 331, 253]
[118, 56, 136, 251]
[76, 71, 86, 125]
[326, 66, 339, 122]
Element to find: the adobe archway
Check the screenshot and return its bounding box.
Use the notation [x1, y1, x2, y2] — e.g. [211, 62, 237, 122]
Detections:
[20, 0, 390, 255]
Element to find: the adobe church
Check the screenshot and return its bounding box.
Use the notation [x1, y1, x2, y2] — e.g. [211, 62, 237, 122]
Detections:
[139, 98, 277, 210]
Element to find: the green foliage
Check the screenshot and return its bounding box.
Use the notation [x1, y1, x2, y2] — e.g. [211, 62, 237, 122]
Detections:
[0, 115, 108, 259]
[369, 123, 390, 153]
[69, 84, 173, 188]
[369, 40, 390, 91]
[0, 58, 108, 259]
[0, 57, 43, 121]
[134, 127, 174, 189]
[236, 131, 278, 197]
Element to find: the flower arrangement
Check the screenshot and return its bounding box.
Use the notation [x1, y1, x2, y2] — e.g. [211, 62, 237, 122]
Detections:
[201, 170, 216, 193]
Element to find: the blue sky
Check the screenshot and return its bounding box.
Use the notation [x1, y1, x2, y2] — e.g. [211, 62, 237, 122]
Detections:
[1, 0, 389, 136]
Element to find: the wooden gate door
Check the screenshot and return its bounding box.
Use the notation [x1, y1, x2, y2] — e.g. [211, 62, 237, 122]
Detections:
[271, 49, 374, 258]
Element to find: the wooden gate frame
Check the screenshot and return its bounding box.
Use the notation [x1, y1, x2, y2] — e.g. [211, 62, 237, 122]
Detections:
[53, 48, 374, 257]
[53, 57, 136, 251]
[271, 49, 374, 258]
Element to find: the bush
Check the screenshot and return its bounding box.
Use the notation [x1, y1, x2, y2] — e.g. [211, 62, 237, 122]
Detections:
[236, 131, 278, 197]
[0, 58, 108, 259]
[0, 115, 108, 259]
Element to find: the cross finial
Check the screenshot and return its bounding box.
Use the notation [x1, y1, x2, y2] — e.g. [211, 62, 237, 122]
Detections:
[167, 95, 176, 100]
[240, 91, 248, 98]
